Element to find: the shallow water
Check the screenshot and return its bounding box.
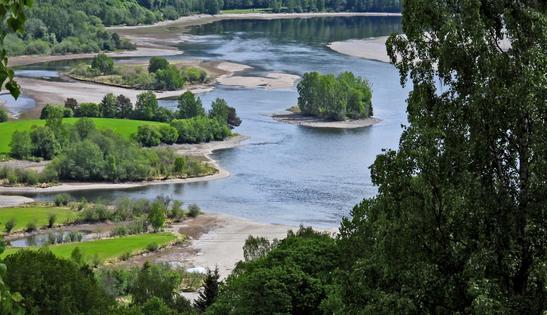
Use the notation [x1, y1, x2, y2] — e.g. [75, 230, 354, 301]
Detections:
[26, 16, 408, 227]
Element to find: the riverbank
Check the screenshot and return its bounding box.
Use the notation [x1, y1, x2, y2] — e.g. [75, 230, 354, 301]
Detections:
[0, 135, 248, 194]
[327, 36, 391, 63]
[272, 112, 382, 129]
[125, 212, 337, 279]
[0, 195, 34, 207]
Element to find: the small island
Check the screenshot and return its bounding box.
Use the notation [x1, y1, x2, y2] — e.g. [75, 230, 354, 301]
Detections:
[272, 71, 381, 129]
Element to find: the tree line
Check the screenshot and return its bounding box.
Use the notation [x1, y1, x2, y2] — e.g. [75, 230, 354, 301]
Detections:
[297, 71, 373, 120]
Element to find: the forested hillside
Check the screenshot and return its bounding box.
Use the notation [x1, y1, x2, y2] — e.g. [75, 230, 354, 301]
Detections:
[3, 0, 400, 56]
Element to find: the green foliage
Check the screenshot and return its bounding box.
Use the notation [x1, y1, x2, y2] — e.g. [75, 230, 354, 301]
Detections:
[25, 220, 37, 232]
[47, 213, 56, 228]
[3, 250, 113, 314]
[76, 103, 101, 118]
[148, 201, 166, 232]
[4, 219, 16, 233]
[116, 94, 133, 118]
[135, 125, 162, 147]
[194, 267, 220, 312]
[148, 57, 170, 73]
[297, 71, 373, 121]
[29, 126, 60, 159]
[129, 262, 185, 307]
[0, 238, 23, 315]
[154, 65, 185, 90]
[182, 67, 208, 83]
[177, 91, 205, 119]
[0, 0, 32, 99]
[187, 204, 201, 218]
[207, 227, 338, 314]
[9, 130, 32, 159]
[243, 235, 277, 261]
[170, 116, 231, 144]
[0, 109, 8, 122]
[158, 125, 179, 145]
[100, 93, 118, 118]
[133, 91, 160, 121]
[329, 1, 547, 314]
[91, 53, 114, 75]
[209, 98, 241, 128]
[54, 193, 71, 206]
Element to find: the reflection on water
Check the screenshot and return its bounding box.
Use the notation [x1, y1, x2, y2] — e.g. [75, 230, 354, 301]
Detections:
[26, 16, 408, 227]
[9, 230, 91, 247]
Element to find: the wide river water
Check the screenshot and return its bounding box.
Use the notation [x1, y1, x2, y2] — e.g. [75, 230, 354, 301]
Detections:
[24, 16, 408, 227]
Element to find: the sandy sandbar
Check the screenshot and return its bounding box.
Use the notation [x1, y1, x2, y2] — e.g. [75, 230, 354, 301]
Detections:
[0, 195, 35, 207]
[327, 36, 391, 63]
[272, 112, 381, 129]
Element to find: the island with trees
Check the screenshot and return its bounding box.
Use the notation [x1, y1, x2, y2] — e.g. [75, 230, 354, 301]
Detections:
[273, 71, 380, 128]
[68, 55, 210, 91]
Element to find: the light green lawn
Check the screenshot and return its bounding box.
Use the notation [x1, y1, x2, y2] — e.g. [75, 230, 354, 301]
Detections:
[221, 8, 270, 14]
[0, 118, 167, 154]
[0, 206, 76, 232]
[1, 232, 177, 262]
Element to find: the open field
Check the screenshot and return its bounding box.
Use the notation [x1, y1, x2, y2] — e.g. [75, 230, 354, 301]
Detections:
[0, 118, 167, 154]
[0, 206, 75, 232]
[1, 232, 177, 262]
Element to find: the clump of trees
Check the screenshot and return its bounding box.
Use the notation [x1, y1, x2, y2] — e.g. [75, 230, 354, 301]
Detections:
[297, 71, 373, 121]
[70, 56, 208, 91]
[6, 117, 215, 183]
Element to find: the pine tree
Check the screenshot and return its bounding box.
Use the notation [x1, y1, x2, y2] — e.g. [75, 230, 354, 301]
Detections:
[194, 267, 220, 312]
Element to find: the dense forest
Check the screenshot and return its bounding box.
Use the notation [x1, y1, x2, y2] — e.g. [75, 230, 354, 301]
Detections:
[3, 0, 400, 56]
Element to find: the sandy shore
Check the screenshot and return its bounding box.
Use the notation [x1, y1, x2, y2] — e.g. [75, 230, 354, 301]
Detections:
[327, 36, 391, 63]
[272, 112, 381, 129]
[0, 135, 248, 194]
[128, 213, 337, 279]
[218, 72, 300, 89]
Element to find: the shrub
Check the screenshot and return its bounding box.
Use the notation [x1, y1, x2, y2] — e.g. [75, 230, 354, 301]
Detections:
[10, 130, 33, 159]
[146, 242, 159, 252]
[159, 125, 179, 145]
[182, 67, 207, 83]
[26, 221, 37, 232]
[187, 204, 201, 218]
[135, 125, 161, 147]
[148, 57, 169, 73]
[48, 213, 57, 228]
[4, 218, 16, 233]
[63, 107, 74, 117]
[154, 65, 185, 90]
[91, 53, 114, 74]
[0, 108, 8, 122]
[54, 193, 71, 206]
[75, 103, 101, 117]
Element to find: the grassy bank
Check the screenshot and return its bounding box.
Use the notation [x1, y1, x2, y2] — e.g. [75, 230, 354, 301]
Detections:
[0, 118, 167, 154]
[2, 232, 177, 263]
[0, 206, 76, 232]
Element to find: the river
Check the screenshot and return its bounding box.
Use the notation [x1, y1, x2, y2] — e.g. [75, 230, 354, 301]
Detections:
[19, 16, 408, 227]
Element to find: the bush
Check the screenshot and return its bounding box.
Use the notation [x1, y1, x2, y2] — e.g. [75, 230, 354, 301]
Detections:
[75, 103, 101, 117]
[54, 193, 71, 206]
[48, 213, 57, 228]
[91, 53, 114, 74]
[159, 125, 179, 145]
[135, 125, 161, 147]
[154, 65, 185, 90]
[26, 221, 37, 232]
[146, 242, 159, 252]
[4, 218, 16, 233]
[181, 67, 208, 83]
[148, 57, 170, 73]
[0, 109, 8, 122]
[10, 130, 33, 159]
[187, 204, 201, 218]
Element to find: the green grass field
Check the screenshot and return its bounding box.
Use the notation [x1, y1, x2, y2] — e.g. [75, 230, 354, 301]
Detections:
[0, 118, 167, 154]
[0, 206, 76, 232]
[2, 232, 177, 263]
